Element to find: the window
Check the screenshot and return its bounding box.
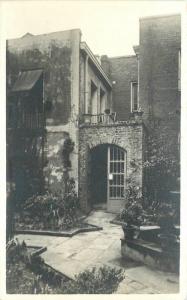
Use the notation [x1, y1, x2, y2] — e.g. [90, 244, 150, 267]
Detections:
[90, 80, 98, 115]
[178, 50, 181, 91]
[100, 88, 105, 113]
[131, 81, 138, 112]
[108, 146, 126, 199]
[11, 69, 44, 129]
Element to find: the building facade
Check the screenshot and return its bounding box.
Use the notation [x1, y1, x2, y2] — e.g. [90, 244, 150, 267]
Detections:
[7, 14, 180, 213]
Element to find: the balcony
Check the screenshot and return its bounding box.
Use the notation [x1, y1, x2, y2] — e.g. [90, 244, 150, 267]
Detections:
[82, 112, 117, 125]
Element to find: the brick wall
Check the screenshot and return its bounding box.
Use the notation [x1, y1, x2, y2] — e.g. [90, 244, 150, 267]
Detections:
[139, 14, 181, 197]
[101, 55, 138, 121]
[139, 14, 181, 123]
[79, 121, 144, 212]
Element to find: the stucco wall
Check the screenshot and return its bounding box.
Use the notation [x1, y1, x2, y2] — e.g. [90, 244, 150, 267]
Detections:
[79, 121, 144, 212]
[7, 29, 81, 194]
[7, 29, 81, 126]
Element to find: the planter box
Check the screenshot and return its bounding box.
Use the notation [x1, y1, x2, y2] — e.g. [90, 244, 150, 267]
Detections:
[121, 238, 179, 273]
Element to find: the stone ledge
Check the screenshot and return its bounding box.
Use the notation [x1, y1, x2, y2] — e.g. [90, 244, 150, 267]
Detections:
[15, 223, 103, 237]
[27, 245, 47, 257]
[110, 220, 179, 232]
[121, 238, 179, 273]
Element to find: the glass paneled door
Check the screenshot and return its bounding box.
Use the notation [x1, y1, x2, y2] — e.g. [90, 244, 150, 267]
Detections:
[107, 146, 126, 212]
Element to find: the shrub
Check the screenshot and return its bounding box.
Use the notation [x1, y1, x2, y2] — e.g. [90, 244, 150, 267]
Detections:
[6, 240, 125, 294]
[18, 178, 80, 230]
[62, 266, 125, 294]
[143, 116, 180, 203]
[120, 185, 144, 226]
[157, 202, 175, 231]
[6, 239, 67, 294]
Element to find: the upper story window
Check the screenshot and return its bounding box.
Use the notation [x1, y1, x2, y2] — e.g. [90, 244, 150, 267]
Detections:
[131, 81, 138, 112]
[10, 69, 44, 129]
[100, 87, 106, 114]
[90, 80, 98, 115]
[178, 50, 181, 92]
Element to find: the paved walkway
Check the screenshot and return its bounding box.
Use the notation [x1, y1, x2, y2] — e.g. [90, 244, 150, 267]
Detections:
[17, 210, 179, 294]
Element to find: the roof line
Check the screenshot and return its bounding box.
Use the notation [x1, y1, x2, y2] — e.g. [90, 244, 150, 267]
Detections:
[109, 55, 136, 59]
[80, 42, 112, 88]
[140, 13, 181, 21]
[7, 28, 81, 41]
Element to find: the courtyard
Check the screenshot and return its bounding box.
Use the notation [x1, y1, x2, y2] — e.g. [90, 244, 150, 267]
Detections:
[16, 210, 179, 294]
[6, 7, 181, 295]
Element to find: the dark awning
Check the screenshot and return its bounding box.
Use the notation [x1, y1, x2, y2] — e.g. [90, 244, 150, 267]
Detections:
[12, 69, 43, 92]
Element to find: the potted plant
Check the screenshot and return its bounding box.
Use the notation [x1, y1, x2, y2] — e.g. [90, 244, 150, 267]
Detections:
[120, 185, 144, 240]
[130, 107, 144, 120]
[83, 113, 92, 124]
[104, 108, 111, 115]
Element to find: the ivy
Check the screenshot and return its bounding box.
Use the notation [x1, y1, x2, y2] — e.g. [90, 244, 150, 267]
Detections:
[61, 137, 74, 169]
[143, 115, 180, 204]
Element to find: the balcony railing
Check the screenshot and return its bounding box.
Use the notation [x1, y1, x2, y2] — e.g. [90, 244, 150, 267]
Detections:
[82, 112, 117, 125]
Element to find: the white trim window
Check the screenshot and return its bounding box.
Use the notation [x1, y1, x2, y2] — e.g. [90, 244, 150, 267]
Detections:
[131, 81, 138, 112]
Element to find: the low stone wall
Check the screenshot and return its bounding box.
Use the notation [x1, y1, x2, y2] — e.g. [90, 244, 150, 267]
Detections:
[121, 238, 179, 273]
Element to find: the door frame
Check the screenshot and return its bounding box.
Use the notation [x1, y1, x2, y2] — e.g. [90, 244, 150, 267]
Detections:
[107, 145, 126, 212]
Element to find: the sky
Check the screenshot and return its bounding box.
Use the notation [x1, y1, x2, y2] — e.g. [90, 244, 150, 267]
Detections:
[0, 0, 185, 57]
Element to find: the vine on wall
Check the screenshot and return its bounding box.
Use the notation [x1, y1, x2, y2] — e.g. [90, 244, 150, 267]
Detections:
[143, 114, 180, 204]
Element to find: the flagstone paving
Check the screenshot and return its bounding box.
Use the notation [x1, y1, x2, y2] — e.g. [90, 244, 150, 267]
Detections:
[16, 209, 179, 294]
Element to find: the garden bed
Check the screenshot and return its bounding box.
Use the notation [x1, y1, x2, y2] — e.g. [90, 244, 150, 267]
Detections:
[7, 239, 124, 294]
[7, 248, 71, 294]
[13, 181, 103, 237]
[14, 222, 103, 237]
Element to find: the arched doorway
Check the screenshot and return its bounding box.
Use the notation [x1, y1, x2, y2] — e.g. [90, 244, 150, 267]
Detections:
[90, 144, 126, 212]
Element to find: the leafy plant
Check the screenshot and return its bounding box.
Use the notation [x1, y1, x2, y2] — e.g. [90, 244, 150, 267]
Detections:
[120, 185, 144, 226]
[157, 202, 175, 231]
[7, 240, 125, 294]
[62, 266, 125, 294]
[143, 115, 180, 204]
[6, 239, 65, 294]
[61, 137, 74, 168]
[6, 238, 29, 264]
[16, 178, 80, 230]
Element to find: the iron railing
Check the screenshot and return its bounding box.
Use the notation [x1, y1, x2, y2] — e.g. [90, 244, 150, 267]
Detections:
[83, 112, 117, 125]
